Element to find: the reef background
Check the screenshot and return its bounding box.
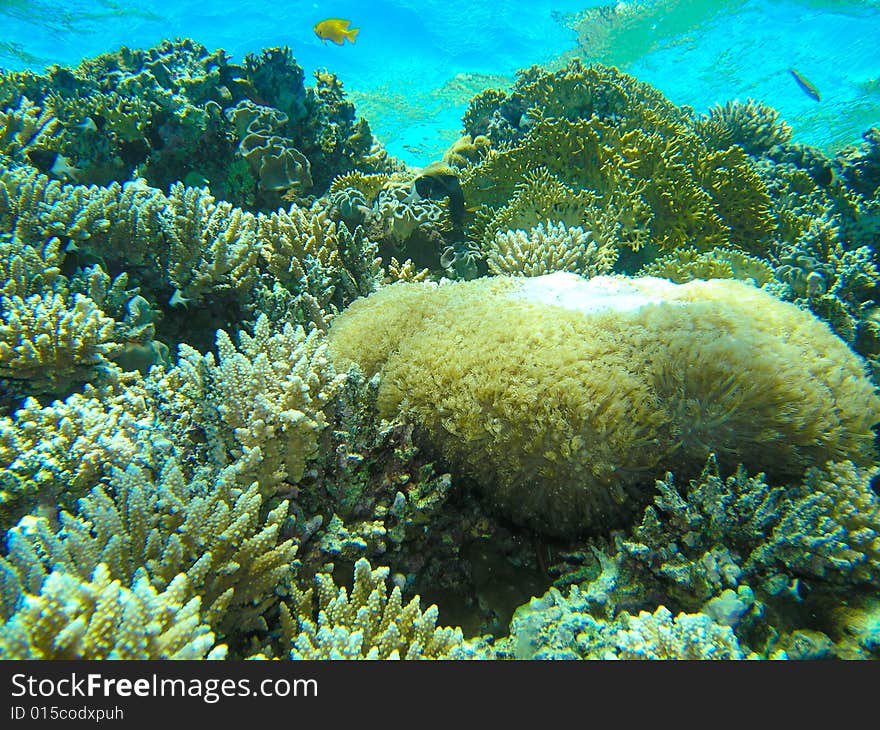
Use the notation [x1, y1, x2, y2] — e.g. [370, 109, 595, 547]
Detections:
[2, 0, 879, 165]
[1, 1, 880, 661]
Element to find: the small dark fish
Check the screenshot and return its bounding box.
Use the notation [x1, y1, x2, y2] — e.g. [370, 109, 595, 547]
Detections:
[789, 68, 821, 102]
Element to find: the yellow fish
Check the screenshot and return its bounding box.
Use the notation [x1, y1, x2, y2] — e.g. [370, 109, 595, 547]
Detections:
[314, 18, 359, 45]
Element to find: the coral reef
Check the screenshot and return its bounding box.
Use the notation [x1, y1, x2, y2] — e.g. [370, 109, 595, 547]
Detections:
[284, 558, 467, 659]
[0, 40, 394, 210]
[638, 246, 775, 286]
[165, 315, 346, 494]
[504, 585, 746, 660]
[696, 99, 793, 157]
[486, 222, 618, 277]
[834, 127, 880, 199]
[0, 564, 225, 660]
[0, 371, 156, 529]
[328, 273, 879, 536]
[591, 455, 880, 657]
[457, 61, 776, 260]
[0, 291, 118, 398]
[1, 37, 880, 663]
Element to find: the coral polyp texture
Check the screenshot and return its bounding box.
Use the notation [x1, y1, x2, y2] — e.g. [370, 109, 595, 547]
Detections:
[0, 564, 225, 660]
[328, 272, 880, 536]
[283, 558, 467, 659]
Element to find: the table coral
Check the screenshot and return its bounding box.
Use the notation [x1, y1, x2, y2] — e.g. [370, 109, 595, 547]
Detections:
[329, 273, 880, 536]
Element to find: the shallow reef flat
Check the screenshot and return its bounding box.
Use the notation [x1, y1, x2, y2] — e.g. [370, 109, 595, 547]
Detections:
[0, 39, 879, 660]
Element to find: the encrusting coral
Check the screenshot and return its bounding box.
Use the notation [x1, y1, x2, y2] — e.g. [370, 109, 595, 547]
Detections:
[328, 272, 880, 536]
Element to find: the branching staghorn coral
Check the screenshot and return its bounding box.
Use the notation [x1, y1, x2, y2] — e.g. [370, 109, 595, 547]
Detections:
[0, 209, 162, 402]
[0, 563, 226, 659]
[0, 291, 119, 398]
[619, 455, 880, 617]
[2, 171, 259, 304]
[750, 461, 880, 588]
[619, 456, 785, 607]
[0, 167, 384, 315]
[696, 98, 793, 157]
[289, 366, 463, 593]
[0, 371, 156, 529]
[1, 167, 173, 282]
[503, 584, 746, 659]
[487, 221, 618, 277]
[257, 202, 382, 312]
[0, 96, 60, 161]
[1, 456, 298, 641]
[165, 314, 345, 494]
[0, 234, 64, 299]
[283, 557, 466, 659]
[383, 256, 430, 284]
[163, 182, 260, 303]
[599, 606, 747, 660]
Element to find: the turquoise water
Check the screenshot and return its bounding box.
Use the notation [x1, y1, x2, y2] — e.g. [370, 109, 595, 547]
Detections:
[3, 0, 879, 164]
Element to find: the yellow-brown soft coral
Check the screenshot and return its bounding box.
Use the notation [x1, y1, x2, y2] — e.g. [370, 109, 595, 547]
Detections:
[329, 273, 879, 536]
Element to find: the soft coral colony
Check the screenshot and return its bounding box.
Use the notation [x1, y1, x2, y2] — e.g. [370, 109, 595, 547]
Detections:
[1, 39, 879, 660]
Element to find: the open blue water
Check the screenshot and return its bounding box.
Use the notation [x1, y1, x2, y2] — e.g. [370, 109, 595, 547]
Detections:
[2, 0, 879, 165]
